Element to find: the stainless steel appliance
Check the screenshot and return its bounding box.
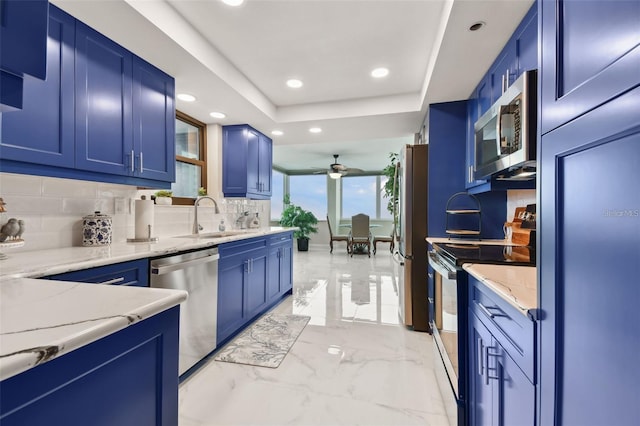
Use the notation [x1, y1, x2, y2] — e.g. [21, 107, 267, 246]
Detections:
[150, 247, 219, 375]
[474, 70, 537, 181]
[428, 242, 536, 425]
[393, 144, 429, 331]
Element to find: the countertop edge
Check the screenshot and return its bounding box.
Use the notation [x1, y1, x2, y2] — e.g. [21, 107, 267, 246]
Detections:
[463, 263, 537, 315]
[1, 227, 296, 279]
[0, 280, 187, 382]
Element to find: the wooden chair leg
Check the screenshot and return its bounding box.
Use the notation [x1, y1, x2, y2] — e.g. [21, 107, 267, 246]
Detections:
[330, 240, 333, 253]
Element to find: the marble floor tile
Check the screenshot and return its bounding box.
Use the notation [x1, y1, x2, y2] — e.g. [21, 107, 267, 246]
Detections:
[179, 245, 450, 426]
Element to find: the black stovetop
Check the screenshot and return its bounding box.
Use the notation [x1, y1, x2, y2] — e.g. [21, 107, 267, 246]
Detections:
[433, 242, 536, 267]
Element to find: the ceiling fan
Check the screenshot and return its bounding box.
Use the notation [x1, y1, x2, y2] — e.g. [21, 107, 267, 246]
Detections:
[313, 154, 363, 179]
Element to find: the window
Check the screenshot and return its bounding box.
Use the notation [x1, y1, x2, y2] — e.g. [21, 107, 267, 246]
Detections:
[271, 169, 285, 221]
[171, 111, 207, 204]
[342, 175, 391, 219]
[289, 175, 327, 219]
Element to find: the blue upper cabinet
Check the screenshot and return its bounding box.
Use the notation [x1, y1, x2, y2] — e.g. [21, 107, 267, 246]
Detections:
[539, 0, 640, 134]
[0, 6, 75, 167]
[0, 0, 48, 79]
[0, 0, 48, 111]
[132, 57, 176, 182]
[0, 5, 175, 188]
[222, 124, 273, 199]
[75, 21, 134, 176]
[465, 3, 538, 192]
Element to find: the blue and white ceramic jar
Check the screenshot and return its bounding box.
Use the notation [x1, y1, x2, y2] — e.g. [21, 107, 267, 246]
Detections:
[82, 211, 113, 246]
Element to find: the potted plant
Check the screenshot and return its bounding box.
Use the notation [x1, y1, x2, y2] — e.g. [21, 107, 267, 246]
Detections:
[154, 190, 173, 205]
[381, 152, 400, 224]
[279, 195, 318, 251]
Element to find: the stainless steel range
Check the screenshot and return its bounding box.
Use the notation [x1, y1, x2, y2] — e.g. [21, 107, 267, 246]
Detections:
[428, 242, 535, 426]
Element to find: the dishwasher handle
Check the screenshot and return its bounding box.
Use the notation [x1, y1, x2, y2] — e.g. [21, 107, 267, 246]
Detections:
[151, 253, 220, 275]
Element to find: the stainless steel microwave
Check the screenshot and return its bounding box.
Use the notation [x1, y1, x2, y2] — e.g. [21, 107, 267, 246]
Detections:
[474, 70, 537, 180]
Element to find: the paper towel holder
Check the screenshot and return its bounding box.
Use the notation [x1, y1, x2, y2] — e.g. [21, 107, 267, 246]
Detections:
[127, 224, 159, 243]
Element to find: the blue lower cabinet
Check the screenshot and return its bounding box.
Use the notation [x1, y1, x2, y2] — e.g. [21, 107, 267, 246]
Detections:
[468, 310, 535, 426]
[267, 232, 293, 300]
[217, 233, 293, 346]
[44, 259, 149, 287]
[0, 306, 180, 426]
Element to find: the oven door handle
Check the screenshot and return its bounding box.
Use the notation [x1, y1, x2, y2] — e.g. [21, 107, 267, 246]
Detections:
[428, 251, 456, 279]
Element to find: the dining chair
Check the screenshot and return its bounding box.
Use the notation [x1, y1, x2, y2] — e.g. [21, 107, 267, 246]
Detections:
[372, 233, 394, 254]
[349, 213, 371, 257]
[326, 215, 350, 253]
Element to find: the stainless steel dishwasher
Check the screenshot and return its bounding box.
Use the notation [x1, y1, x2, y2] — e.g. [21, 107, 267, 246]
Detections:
[150, 247, 219, 375]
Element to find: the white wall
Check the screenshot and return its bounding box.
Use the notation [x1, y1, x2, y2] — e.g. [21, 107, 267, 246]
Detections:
[506, 189, 536, 221]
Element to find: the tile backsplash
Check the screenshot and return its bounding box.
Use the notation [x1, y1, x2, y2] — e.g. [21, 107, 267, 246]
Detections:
[0, 173, 269, 253]
[506, 189, 536, 221]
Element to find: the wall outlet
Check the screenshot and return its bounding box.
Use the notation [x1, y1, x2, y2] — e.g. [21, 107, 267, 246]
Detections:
[115, 197, 127, 214]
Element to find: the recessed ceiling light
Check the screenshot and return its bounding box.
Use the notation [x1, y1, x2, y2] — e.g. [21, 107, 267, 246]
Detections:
[271, 130, 284, 136]
[286, 79, 303, 89]
[371, 67, 389, 78]
[469, 21, 486, 31]
[221, 0, 244, 6]
[177, 93, 196, 102]
[309, 127, 322, 133]
[209, 112, 226, 119]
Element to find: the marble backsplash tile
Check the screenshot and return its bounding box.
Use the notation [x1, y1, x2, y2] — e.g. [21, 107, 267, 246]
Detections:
[0, 173, 270, 253]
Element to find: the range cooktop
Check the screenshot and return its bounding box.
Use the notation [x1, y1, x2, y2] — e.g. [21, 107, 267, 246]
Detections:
[433, 242, 536, 267]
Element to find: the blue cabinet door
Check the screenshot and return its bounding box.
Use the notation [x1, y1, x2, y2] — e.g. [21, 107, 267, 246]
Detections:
[0, 5, 75, 167]
[75, 21, 133, 176]
[539, 88, 640, 426]
[267, 246, 282, 300]
[540, 0, 640, 134]
[469, 311, 494, 426]
[258, 133, 272, 195]
[515, 7, 537, 75]
[217, 255, 247, 345]
[132, 57, 175, 182]
[280, 243, 292, 294]
[246, 128, 260, 196]
[245, 249, 268, 318]
[222, 126, 249, 196]
[490, 47, 517, 105]
[0, 0, 48, 79]
[493, 339, 535, 426]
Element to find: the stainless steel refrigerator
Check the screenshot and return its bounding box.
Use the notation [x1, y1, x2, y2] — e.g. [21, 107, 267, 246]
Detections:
[393, 144, 430, 332]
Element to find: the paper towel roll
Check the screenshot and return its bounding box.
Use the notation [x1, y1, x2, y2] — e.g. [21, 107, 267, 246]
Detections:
[135, 200, 155, 239]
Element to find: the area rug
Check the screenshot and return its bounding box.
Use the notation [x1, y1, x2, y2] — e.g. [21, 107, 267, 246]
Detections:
[214, 313, 311, 368]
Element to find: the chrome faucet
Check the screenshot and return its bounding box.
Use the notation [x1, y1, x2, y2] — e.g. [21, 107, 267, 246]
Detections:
[193, 196, 220, 235]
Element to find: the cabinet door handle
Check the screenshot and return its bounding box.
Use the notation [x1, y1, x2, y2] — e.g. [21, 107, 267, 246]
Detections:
[477, 337, 484, 377]
[96, 277, 125, 285]
[139, 152, 143, 173]
[485, 346, 500, 385]
[130, 150, 135, 172]
[477, 302, 496, 318]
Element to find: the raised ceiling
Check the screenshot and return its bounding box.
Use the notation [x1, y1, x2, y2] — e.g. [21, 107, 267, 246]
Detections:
[52, 0, 534, 172]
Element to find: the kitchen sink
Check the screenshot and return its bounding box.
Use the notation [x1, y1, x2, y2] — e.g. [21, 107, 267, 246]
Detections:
[175, 230, 250, 239]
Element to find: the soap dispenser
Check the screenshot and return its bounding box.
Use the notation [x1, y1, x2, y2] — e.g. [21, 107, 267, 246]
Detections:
[249, 213, 260, 229]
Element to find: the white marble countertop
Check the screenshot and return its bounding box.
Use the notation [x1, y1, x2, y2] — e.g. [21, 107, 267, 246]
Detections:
[0, 227, 295, 279]
[463, 263, 537, 315]
[0, 227, 294, 381]
[0, 277, 187, 381]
